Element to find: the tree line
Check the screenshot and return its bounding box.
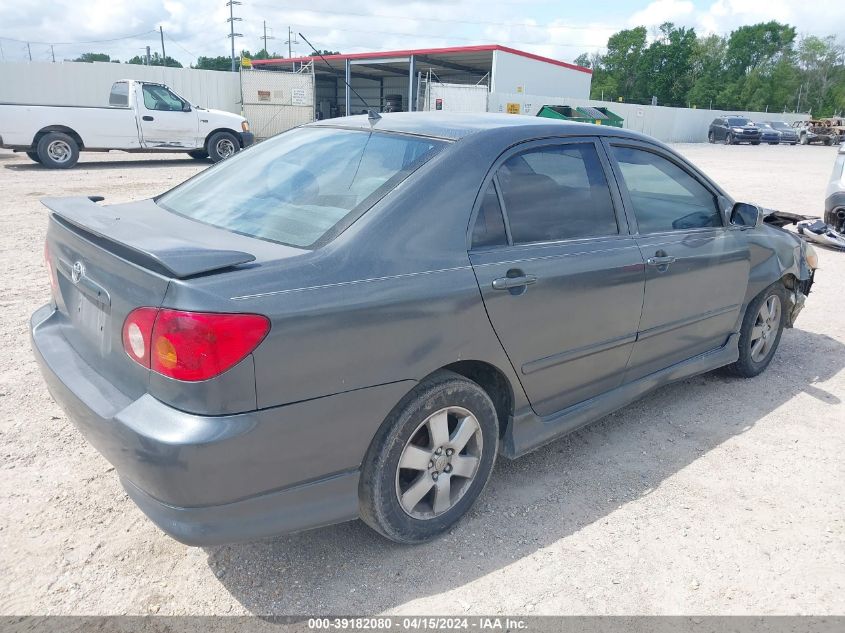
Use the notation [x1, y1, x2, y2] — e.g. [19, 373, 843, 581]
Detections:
[574, 21, 844, 116]
[72, 48, 339, 72]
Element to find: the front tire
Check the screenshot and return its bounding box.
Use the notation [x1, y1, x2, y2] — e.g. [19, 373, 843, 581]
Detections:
[726, 282, 787, 378]
[36, 131, 79, 169]
[25, 151, 42, 163]
[207, 131, 239, 163]
[359, 371, 499, 544]
[724, 132, 733, 145]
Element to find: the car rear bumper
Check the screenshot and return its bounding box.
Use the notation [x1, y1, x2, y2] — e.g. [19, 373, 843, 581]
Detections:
[30, 303, 414, 545]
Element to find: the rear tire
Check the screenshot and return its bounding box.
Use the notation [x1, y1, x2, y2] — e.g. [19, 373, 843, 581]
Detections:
[187, 149, 209, 160]
[36, 131, 79, 169]
[726, 282, 787, 378]
[25, 151, 41, 163]
[207, 131, 239, 163]
[359, 370, 499, 544]
[708, 131, 715, 144]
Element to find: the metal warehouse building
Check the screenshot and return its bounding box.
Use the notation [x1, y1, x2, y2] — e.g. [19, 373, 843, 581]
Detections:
[248, 44, 592, 126]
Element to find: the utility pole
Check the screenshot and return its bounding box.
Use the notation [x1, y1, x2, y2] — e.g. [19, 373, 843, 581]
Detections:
[285, 27, 299, 59]
[159, 26, 166, 66]
[50, 45, 55, 62]
[226, 1, 243, 72]
[262, 20, 274, 56]
[146, 46, 151, 66]
[26, 42, 32, 61]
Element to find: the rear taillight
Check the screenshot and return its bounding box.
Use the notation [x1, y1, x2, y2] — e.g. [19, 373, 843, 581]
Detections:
[44, 240, 58, 295]
[122, 308, 270, 381]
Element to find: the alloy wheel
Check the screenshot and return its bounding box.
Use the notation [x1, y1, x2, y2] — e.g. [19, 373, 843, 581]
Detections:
[216, 138, 236, 159]
[395, 406, 483, 519]
[47, 140, 72, 163]
[750, 294, 781, 363]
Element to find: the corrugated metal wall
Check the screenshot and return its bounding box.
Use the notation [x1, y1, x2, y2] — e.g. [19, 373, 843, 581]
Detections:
[240, 68, 314, 139]
[423, 83, 488, 112]
[0, 61, 242, 113]
[488, 92, 810, 143]
[491, 50, 592, 100]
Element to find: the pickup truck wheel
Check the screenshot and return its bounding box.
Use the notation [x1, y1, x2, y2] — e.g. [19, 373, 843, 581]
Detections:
[359, 370, 498, 544]
[36, 132, 79, 169]
[726, 282, 787, 378]
[207, 131, 239, 163]
[187, 149, 209, 160]
[25, 151, 42, 164]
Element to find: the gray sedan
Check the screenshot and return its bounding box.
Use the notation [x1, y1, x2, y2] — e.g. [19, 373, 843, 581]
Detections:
[31, 113, 817, 545]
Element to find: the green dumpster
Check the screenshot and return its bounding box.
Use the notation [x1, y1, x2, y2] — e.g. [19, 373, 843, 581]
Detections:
[575, 106, 624, 128]
[536, 105, 593, 123]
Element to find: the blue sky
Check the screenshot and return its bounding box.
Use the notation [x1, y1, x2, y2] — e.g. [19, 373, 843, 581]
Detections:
[0, 0, 842, 66]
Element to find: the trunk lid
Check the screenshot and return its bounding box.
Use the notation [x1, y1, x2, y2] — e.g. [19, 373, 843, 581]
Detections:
[42, 196, 262, 399]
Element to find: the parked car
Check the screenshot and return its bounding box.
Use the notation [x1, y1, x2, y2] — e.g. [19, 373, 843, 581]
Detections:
[766, 120, 799, 145]
[792, 119, 842, 146]
[0, 80, 253, 168]
[31, 113, 817, 546]
[825, 143, 845, 232]
[708, 116, 762, 145]
[754, 122, 782, 145]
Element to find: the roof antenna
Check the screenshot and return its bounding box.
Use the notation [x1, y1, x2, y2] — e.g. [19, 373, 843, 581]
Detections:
[298, 32, 381, 126]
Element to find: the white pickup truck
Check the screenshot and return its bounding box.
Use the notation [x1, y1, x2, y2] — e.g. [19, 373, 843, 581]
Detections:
[0, 79, 254, 168]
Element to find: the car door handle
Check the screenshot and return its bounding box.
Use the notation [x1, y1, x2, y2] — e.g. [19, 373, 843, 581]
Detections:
[492, 274, 537, 290]
[142, 115, 154, 121]
[646, 255, 676, 266]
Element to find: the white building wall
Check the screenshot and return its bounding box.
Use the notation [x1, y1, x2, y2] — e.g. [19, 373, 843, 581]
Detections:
[491, 50, 592, 100]
[488, 92, 810, 143]
[0, 61, 242, 113]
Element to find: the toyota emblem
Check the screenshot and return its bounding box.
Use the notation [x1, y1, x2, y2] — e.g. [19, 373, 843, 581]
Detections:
[71, 261, 85, 285]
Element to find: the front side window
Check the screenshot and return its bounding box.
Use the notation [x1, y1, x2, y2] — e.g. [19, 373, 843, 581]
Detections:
[142, 84, 184, 111]
[158, 127, 444, 248]
[495, 143, 618, 244]
[610, 146, 721, 233]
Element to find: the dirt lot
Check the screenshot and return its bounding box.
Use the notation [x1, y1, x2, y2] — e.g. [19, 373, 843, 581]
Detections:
[1, 143, 843, 616]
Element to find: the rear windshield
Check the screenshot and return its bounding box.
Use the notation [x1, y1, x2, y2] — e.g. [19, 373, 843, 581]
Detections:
[157, 127, 445, 248]
[727, 117, 751, 126]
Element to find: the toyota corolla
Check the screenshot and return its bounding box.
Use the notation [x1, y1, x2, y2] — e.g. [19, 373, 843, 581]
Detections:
[32, 113, 817, 545]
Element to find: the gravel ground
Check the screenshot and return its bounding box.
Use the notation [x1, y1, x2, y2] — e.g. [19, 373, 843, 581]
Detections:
[0, 143, 843, 616]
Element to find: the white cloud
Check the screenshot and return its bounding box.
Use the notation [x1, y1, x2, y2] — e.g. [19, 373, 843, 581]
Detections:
[628, 0, 695, 28]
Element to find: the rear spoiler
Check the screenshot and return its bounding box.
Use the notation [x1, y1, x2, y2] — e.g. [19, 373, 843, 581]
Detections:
[42, 196, 256, 279]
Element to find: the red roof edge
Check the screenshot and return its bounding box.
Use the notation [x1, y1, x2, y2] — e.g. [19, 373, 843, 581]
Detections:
[250, 44, 592, 75]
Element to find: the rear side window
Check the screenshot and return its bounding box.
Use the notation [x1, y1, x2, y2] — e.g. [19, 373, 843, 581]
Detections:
[109, 82, 128, 107]
[610, 145, 721, 233]
[471, 182, 507, 249]
[158, 127, 444, 248]
[495, 143, 618, 244]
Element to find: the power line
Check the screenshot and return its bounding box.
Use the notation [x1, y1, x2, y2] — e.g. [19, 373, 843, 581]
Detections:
[164, 33, 199, 59]
[0, 29, 158, 46]
[250, 2, 618, 33]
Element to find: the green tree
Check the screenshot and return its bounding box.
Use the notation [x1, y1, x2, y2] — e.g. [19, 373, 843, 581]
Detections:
[635, 23, 697, 106]
[687, 34, 728, 109]
[73, 52, 112, 63]
[797, 35, 845, 115]
[126, 52, 182, 68]
[601, 26, 648, 101]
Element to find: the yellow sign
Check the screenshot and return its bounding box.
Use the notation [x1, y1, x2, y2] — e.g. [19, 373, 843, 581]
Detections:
[241, 55, 252, 69]
[595, 119, 602, 125]
[506, 102, 521, 114]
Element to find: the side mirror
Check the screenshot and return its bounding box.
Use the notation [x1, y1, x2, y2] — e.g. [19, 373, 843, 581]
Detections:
[182, 102, 192, 112]
[730, 202, 762, 228]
